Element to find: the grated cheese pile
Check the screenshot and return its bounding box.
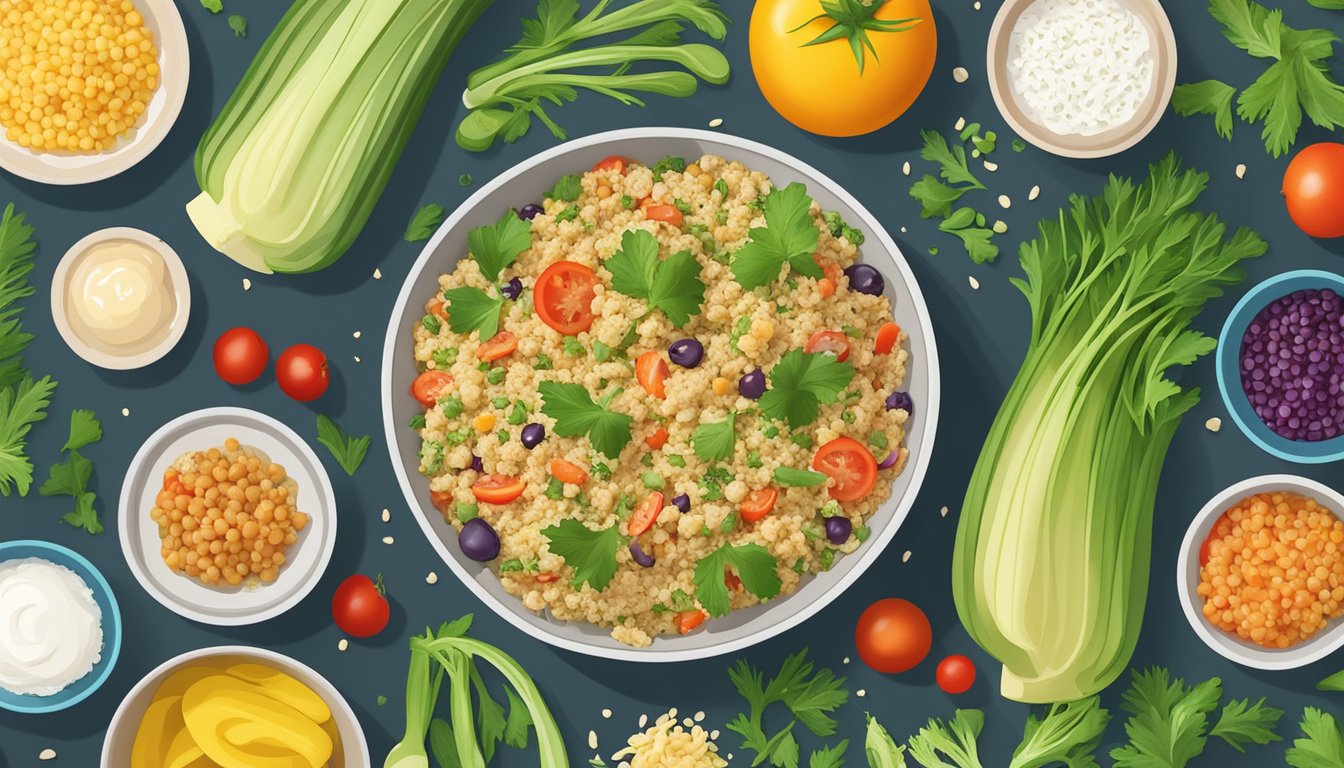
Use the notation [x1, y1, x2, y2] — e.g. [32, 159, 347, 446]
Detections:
[610, 711, 727, 768]
[1007, 0, 1153, 137]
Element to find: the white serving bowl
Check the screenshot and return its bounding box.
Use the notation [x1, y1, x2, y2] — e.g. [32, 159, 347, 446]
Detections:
[381, 128, 941, 662]
[101, 645, 370, 768]
[0, 0, 189, 185]
[50, 227, 192, 370]
[118, 407, 337, 626]
[1177, 474, 1344, 670]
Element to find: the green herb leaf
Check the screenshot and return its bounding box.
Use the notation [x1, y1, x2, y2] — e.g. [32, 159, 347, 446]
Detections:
[428, 718, 464, 768]
[1308, 0, 1344, 7]
[405, 203, 445, 242]
[40, 450, 101, 535]
[692, 413, 736, 462]
[1109, 668, 1222, 767]
[200, 0, 222, 13]
[539, 381, 632, 459]
[1172, 80, 1238, 140]
[939, 212, 999, 264]
[920, 129, 986, 190]
[790, 0, 921, 74]
[1210, 697, 1283, 753]
[909, 175, 966, 219]
[1287, 707, 1344, 768]
[731, 183, 823, 290]
[469, 211, 532, 283]
[63, 409, 102, 452]
[227, 13, 246, 36]
[759, 349, 855, 428]
[694, 542, 780, 617]
[808, 740, 848, 768]
[651, 155, 686, 181]
[605, 230, 705, 326]
[548, 174, 582, 202]
[541, 519, 621, 591]
[1011, 697, 1109, 768]
[316, 415, 371, 476]
[908, 709, 986, 768]
[774, 466, 827, 487]
[443, 286, 504, 340]
[503, 686, 533, 749]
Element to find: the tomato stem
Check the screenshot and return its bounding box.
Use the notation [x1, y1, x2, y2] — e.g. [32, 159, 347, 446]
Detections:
[789, 0, 922, 74]
[374, 572, 386, 596]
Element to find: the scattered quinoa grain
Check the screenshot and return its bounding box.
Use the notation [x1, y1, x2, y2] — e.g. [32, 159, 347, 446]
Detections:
[902, 550, 912, 562]
[382, 536, 394, 545]
[955, 116, 966, 131]
[902, 161, 911, 176]
[426, 571, 438, 584]
[338, 638, 349, 651]
[694, 710, 705, 722]
[1236, 163, 1247, 179]
[354, 331, 362, 339]
[382, 508, 391, 522]
[998, 194, 1012, 209]
[243, 278, 252, 291]
[857, 689, 867, 697]
[589, 730, 599, 749]
[983, 160, 998, 172]
[940, 505, 949, 517]
[968, 276, 981, 290]
[952, 67, 969, 83]
[1028, 185, 1041, 201]
[992, 220, 1008, 234]
[1206, 417, 1222, 433]
[639, 714, 648, 728]
[122, 407, 130, 416]
[39, 748, 56, 761]
[709, 118, 724, 128]
[603, 708, 613, 719]
[373, 268, 383, 280]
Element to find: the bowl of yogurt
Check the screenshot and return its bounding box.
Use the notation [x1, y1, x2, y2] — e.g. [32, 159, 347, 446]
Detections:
[50, 227, 191, 370]
[0, 540, 122, 714]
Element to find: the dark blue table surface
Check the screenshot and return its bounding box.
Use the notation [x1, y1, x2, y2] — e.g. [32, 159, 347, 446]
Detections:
[5, 0, 1344, 765]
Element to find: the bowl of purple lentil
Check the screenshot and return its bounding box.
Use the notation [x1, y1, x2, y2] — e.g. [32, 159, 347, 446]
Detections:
[1217, 270, 1344, 464]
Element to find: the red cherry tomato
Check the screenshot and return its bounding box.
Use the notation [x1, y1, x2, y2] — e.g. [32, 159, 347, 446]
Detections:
[411, 371, 453, 408]
[875, 322, 902, 355]
[592, 155, 629, 174]
[855, 598, 932, 673]
[675, 609, 707, 635]
[643, 203, 683, 227]
[476, 331, 518, 362]
[805, 330, 851, 362]
[739, 487, 779, 523]
[430, 490, 454, 513]
[213, 327, 269, 385]
[332, 574, 390, 638]
[627, 492, 665, 536]
[936, 655, 977, 694]
[534, 261, 598, 335]
[813, 437, 878, 502]
[645, 428, 670, 450]
[635, 351, 669, 399]
[276, 344, 329, 402]
[1283, 142, 1344, 239]
[471, 474, 526, 505]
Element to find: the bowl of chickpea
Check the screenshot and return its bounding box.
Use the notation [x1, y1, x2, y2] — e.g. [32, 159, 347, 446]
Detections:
[1177, 474, 1344, 670]
[118, 407, 337, 626]
[0, 0, 190, 185]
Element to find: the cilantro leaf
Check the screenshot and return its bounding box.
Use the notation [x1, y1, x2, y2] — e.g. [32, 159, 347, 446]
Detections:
[1011, 698, 1109, 768]
[759, 350, 855, 428]
[920, 129, 986, 190]
[1109, 668, 1222, 768]
[63, 409, 102, 452]
[908, 710, 986, 768]
[316, 414, 370, 476]
[468, 211, 533, 283]
[694, 542, 781, 617]
[605, 230, 705, 327]
[727, 650, 848, 768]
[405, 203, 445, 242]
[939, 212, 999, 264]
[731, 183, 823, 291]
[774, 466, 826, 487]
[40, 450, 102, 535]
[910, 175, 967, 219]
[547, 174, 582, 202]
[64, 492, 101, 535]
[444, 286, 504, 340]
[541, 518, 620, 591]
[1172, 80, 1238, 139]
[1287, 707, 1344, 768]
[538, 381, 632, 459]
[200, 0, 222, 13]
[692, 413, 735, 462]
[0, 375, 55, 497]
[809, 740, 848, 768]
[227, 13, 246, 36]
[1210, 697, 1282, 753]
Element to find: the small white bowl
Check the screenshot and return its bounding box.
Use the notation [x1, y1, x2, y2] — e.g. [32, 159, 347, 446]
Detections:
[101, 645, 370, 768]
[118, 407, 337, 626]
[50, 227, 191, 370]
[0, 0, 189, 185]
[1177, 474, 1344, 670]
[986, 0, 1177, 158]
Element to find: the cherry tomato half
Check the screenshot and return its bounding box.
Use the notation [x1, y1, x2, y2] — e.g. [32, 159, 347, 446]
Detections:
[549, 459, 589, 486]
[477, 331, 518, 362]
[936, 655, 976, 694]
[645, 427, 670, 450]
[534, 261, 598, 335]
[675, 609, 707, 635]
[740, 487, 779, 523]
[332, 574, 390, 638]
[592, 155, 629, 174]
[472, 474, 526, 504]
[875, 322, 902, 355]
[276, 344, 330, 402]
[430, 490, 454, 513]
[855, 598, 932, 673]
[805, 330, 851, 362]
[643, 204, 683, 227]
[411, 371, 454, 408]
[635, 351, 670, 399]
[213, 327, 269, 385]
[627, 492, 665, 537]
[813, 437, 878, 502]
[1283, 142, 1344, 239]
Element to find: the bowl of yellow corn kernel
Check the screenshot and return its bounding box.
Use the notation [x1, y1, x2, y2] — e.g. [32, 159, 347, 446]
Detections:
[0, 0, 188, 185]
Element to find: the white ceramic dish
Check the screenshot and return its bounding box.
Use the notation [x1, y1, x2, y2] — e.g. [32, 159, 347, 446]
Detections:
[1177, 474, 1344, 670]
[381, 127, 941, 662]
[118, 407, 336, 626]
[0, 0, 189, 185]
[986, 0, 1177, 159]
[49, 227, 191, 370]
[101, 645, 370, 768]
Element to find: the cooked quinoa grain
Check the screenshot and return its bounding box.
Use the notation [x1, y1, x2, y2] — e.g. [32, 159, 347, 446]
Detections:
[409, 154, 912, 646]
[611, 710, 727, 767]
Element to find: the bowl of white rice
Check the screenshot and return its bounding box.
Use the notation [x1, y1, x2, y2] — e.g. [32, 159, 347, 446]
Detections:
[987, 0, 1177, 158]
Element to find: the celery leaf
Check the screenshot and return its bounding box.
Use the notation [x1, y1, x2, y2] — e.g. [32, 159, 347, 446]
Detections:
[809, 740, 848, 768]
[1172, 81, 1238, 140]
[1210, 697, 1282, 753]
[907, 709, 986, 768]
[63, 409, 102, 452]
[0, 375, 55, 497]
[1110, 668, 1221, 768]
[1009, 697, 1108, 768]
[1287, 708, 1344, 768]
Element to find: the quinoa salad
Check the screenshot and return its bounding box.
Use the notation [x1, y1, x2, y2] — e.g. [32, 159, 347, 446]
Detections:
[408, 153, 913, 647]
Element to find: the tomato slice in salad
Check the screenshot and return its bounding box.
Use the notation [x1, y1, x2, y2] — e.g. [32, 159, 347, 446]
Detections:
[812, 437, 878, 502]
[635, 351, 670, 399]
[875, 322, 901, 355]
[411, 371, 453, 407]
[675, 609, 706, 635]
[805, 330, 851, 362]
[534, 261, 598, 335]
[476, 331, 518, 362]
[549, 459, 589, 485]
[627, 492, 665, 536]
[643, 204, 683, 227]
[592, 155, 628, 174]
[739, 487, 779, 523]
[429, 491, 454, 513]
[472, 474, 526, 504]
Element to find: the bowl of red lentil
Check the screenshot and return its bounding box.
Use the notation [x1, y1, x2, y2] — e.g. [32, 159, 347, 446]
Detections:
[0, 0, 189, 185]
[1178, 474, 1344, 670]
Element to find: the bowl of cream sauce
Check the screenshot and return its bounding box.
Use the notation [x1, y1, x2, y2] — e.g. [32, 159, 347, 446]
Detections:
[50, 227, 191, 370]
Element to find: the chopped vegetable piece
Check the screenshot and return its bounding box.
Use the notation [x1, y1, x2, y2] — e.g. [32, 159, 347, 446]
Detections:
[635, 351, 670, 399]
[907, 709, 986, 768]
[412, 371, 454, 408]
[471, 474, 526, 505]
[812, 436, 877, 501]
[773, 467, 827, 487]
[627, 492, 664, 537]
[534, 260, 598, 335]
[316, 414, 371, 476]
[739, 488, 778, 523]
[405, 203, 445, 242]
[477, 331, 518, 362]
[645, 427, 669, 450]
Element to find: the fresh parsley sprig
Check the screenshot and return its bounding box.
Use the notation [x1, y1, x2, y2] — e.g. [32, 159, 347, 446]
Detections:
[759, 349, 855, 429]
[444, 286, 505, 340]
[442, 210, 534, 339]
[405, 203, 445, 242]
[605, 229, 705, 327]
[694, 542, 781, 617]
[731, 183, 825, 290]
[40, 410, 104, 535]
[939, 207, 999, 264]
[539, 381, 632, 459]
[726, 650, 849, 768]
[0, 204, 54, 498]
[908, 709, 986, 768]
[1287, 707, 1344, 767]
[692, 412, 736, 462]
[316, 414, 371, 476]
[909, 129, 986, 219]
[541, 518, 621, 591]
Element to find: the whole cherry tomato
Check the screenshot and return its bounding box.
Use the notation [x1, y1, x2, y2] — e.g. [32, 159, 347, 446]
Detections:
[332, 574, 390, 638]
[213, 327, 268, 385]
[936, 654, 977, 694]
[277, 343, 330, 402]
[855, 598, 932, 673]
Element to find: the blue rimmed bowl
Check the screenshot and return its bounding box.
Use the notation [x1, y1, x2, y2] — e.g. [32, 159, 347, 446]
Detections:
[0, 540, 122, 713]
[1216, 269, 1344, 464]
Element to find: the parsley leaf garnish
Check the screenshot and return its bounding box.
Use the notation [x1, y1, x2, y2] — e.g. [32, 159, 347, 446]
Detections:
[63, 409, 102, 452]
[547, 174, 582, 202]
[227, 13, 246, 36]
[1172, 80, 1239, 139]
[0, 204, 54, 498]
[692, 413, 736, 462]
[200, 0, 222, 13]
[1109, 668, 1222, 767]
[1287, 707, 1344, 768]
[443, 286, 504, 340]
[920, 129, 986, 189]
[694, 542, 781, 617]
[316, 414, 370, 476]
[774, 467, 827, 487]
[405, 203, 445, 242]
[539, 381, 632, 459]
[40, 412, 104, 535]
[808, 740, 849, 768]
[1011, 697, 1109, 768]
[541, 518, 621, 591]
[727, 650, 849, 768]
[1210, 697, 1283, 753]
[939, 207, 999, 264]
[605, 229, 705, 327]
[468, 211, 533, 283]
[759, 350, 855, 429]
[908, 709, 986, 768]
[730, 183, 824, 290]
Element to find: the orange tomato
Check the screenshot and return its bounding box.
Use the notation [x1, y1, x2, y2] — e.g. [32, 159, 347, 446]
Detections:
[675, 609, 707, 635]
[813, 436, 877, 501]
[635, 351, 670, 399]
[740, 488, 779, 523]
[627, 492, 665, 537]
[411, 371, 453, 407]
[750, 0, 937, 136]
[645, 427, 670, 450]
[471, 474, 526, 504]
[875, 322, 902, 355]
[476, 331, 518, 362]
[534, 261, 598, 335]
[427, 299, 449, 320]
[643, 204, 683, 227]
[805, 330, 851, 362]
[549, 459, 589, 486]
